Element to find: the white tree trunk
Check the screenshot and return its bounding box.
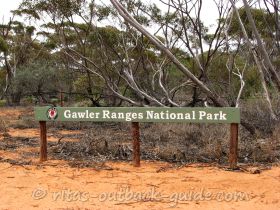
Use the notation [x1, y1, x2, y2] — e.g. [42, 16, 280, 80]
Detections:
[230, 0, 277, 120]
[242, 0, 280, 91]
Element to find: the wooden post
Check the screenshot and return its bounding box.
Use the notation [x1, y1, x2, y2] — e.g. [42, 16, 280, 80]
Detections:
[39, 121, 47, 162]
[132, 122, 140, 167]
[229, 123, 238, 169]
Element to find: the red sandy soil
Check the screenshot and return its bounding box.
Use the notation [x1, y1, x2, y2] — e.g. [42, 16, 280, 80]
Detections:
[0, 107, 279, 210]
[0, 161, 279, 210]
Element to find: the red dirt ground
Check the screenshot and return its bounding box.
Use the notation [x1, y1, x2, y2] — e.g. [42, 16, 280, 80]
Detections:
[0, 161, 280, 210]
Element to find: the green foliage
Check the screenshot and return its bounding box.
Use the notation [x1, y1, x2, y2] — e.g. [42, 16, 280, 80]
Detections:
[96, 5, 112, 21]
[0, 100, 6, 107]
[73, 75, 105, 101]
[44, 40, 57, 50]
[10, 21, 25, 34]
[228, 8, 274, 39]
[208, 53, 262, 99]
[2, 0, 278, 107]
[20, 0, 86, 18]
[23, 96, 36, 104]
[89, 26, 122, 47]
[12, 8, 40, 19]
[0, 69, 6, 90]
[243, 67, 262, 98]
[26, 26, 36, 35]
[10, 61, 61, 101]
[0, 36, 8, 52]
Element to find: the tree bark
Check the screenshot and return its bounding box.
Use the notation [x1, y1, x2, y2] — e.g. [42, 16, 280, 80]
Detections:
[230, 0, 277, 120]
[242, 0, 280, 91]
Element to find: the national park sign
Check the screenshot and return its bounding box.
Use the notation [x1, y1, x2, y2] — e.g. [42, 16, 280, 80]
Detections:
[34, 106, 240, 169]
[35, 107, 240, 123]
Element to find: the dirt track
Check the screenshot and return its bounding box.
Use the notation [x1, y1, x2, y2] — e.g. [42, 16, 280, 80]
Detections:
[0, 161, 279, 210]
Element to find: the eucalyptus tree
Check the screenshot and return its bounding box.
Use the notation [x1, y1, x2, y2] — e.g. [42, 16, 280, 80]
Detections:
[18, 0, 128, 106]
[109, 0, 264, 133]
[17, 0, 193, 107]
[260, 0, 280, 55]
[242, 0, 280, 91]
[228, 0, 277, 119]
[0, 18, 49, 101]
[17, 0, 280, 133]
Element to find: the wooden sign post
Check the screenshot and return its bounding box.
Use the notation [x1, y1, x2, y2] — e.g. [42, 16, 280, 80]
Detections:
[230, 123, 239, 169]
[35, 107, 240, 169]
[132, 122, 140, 167]
[39, 121, 47, 162]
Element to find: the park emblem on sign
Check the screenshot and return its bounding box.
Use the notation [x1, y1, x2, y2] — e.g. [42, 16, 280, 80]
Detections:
[47, 107, 58, 120]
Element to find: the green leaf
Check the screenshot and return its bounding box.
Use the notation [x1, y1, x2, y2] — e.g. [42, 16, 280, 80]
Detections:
[0, 36, 8, 53]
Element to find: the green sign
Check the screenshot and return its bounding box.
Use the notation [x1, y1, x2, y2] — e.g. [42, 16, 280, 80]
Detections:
[34, 107, 240, 123]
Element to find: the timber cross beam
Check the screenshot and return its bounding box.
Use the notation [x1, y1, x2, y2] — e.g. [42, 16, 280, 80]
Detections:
[35, 107, 240, 169]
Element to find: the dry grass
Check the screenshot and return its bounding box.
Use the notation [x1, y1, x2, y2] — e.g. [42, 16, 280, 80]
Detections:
[0, 119, 8, 132]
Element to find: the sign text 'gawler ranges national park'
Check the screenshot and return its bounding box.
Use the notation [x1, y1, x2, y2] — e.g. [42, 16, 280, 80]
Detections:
[35, 107, 240, 123]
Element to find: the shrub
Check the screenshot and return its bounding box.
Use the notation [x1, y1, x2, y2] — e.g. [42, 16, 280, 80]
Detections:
[0, 100, 6, 107]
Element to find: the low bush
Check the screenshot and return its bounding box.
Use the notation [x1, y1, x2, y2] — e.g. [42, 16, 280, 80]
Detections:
[0, 100, 6, 107]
